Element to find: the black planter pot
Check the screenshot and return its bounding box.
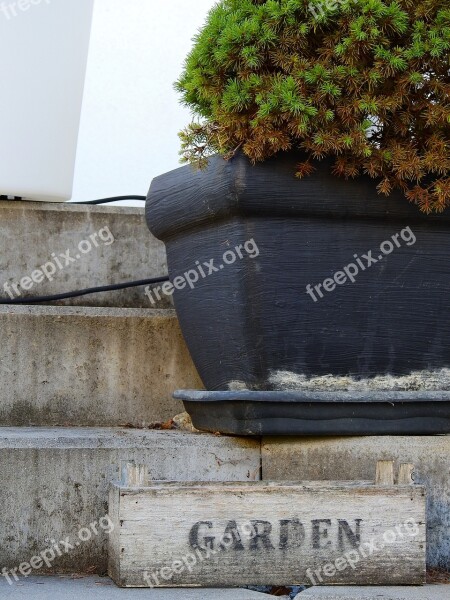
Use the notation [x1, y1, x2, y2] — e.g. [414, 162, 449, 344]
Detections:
[146, 152, 450, 435]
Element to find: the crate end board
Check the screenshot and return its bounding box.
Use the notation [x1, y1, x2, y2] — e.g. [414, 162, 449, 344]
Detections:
[108, 479, 426, 588]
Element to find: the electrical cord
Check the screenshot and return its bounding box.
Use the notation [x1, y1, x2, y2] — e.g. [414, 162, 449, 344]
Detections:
[74, 195, 147, 205]
[1, 195, 147, 205]
[0, 276, 170, 305]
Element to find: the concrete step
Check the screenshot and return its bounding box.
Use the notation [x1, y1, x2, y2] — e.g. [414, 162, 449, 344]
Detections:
[0, 200, 169, 308]
[0, 576, 269, 598]
[297, 585, 449, 599]
[0, 428, 260, 573]
[262, 435, 450, 571]
[0, 305, 202, 426]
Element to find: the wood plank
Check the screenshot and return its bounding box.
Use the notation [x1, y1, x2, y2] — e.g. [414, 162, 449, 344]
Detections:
[375, 460, 395, 486]
[121, 462, 148, 487]
[108, 480, 426, 588]
[398, 463, 415, 485]
[108, 484, 121, 584]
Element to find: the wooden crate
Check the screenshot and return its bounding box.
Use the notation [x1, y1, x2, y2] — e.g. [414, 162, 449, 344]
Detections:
[108, 461, 426, 587]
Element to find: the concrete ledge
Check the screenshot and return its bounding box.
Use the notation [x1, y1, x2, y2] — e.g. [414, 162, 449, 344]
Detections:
[262, 436, 450, 570]
[0, 576, 269, 598]
[0, 201, 168, 308]
[298, 586, 449, 599]
[0, 428, 261, 573]
[0, 305, 202, 426]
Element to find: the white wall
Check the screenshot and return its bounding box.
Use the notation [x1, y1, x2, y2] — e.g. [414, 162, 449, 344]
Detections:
[71, 0, 217, 205]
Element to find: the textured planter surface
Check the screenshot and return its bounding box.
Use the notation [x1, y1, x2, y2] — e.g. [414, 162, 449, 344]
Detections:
[146, 153, 450, 392]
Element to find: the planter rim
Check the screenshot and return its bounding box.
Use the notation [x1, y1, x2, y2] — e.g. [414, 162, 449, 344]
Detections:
[176, 390, 450, 435]
[146, 152, 450, 241]
[174, 389, 450, 404]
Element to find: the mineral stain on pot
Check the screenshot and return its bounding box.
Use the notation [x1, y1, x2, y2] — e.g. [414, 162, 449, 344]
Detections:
[268, 369, 450, 392]
[227, 368, 450, 392]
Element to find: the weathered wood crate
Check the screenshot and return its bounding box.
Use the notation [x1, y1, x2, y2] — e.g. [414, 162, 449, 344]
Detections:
[108, 461, 426, 588]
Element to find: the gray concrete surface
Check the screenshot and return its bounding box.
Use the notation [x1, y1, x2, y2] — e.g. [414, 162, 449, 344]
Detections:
[0, 428, 261, 573]
[262, 436, 450, 570]
[0, 576, 269, 598]
[0, 201, 168, 308]
[0, 305, 202, 426]
[298, 586, 450, 599]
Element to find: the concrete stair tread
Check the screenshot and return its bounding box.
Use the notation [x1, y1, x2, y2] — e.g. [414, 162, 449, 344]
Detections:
[0, 305, 175, 317]
[0, 576, 268, 598]
[0, 426, 215, 447]
[297, 586, 449, 599]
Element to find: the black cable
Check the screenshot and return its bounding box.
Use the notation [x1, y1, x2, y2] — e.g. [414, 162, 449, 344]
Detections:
[2, 195, 148, 205]
[1, 195, 147, 205]
[74, 195, 147, 205]
[0, 276, 170, 305]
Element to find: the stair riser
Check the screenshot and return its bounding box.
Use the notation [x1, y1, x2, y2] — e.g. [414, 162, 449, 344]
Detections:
[0, 430, 260, 573]
[0, 306, 201, 426]
[0, 201, 168, 308]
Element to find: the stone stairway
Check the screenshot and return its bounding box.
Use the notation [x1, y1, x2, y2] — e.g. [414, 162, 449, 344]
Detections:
[0, 202, 260, 583]
[0, 202, 448, 597]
